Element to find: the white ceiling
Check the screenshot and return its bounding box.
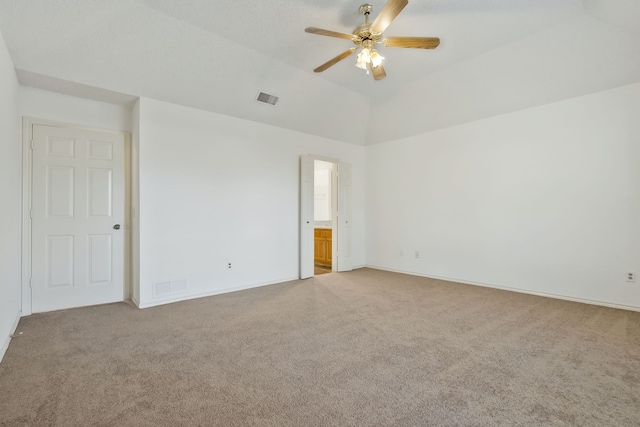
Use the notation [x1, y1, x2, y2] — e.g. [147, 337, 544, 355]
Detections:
[1, 0, 639, 145]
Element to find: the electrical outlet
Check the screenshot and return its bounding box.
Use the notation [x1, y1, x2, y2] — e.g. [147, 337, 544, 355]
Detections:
[227, 262, 232, 270]
[415, 251, 420, 259]
[626, 271, 635, 282]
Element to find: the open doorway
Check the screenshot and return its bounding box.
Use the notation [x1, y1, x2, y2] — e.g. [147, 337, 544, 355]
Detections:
[300, 155, 351, 279]
[313, 160, 335, 275]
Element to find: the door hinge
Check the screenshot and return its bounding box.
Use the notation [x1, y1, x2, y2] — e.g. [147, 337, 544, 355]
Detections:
[30, 139, 33, 150]
[29, 278, 32, 288]
[30, 209, 33, 218]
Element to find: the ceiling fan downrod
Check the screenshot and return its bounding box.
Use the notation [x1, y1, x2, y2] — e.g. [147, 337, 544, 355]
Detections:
[359, 4, 374, 23]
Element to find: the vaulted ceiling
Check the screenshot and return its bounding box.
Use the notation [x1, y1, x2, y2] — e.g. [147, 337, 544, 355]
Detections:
[1, 0, 639, 145]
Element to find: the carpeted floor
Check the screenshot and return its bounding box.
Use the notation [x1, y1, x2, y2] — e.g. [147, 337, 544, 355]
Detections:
[1, 268, 639, 426]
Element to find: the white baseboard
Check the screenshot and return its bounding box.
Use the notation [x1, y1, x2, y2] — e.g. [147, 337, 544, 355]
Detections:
[365, 265, 640, 313]
[0, 312, 22, 364]
[126, 269, 367, 310]
[137, 276, 300, 309]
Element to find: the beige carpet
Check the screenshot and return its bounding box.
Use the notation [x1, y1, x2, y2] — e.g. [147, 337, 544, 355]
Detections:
[1, 268, 639, 426]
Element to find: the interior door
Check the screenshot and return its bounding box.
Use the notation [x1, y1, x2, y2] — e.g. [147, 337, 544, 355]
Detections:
[31, 124, 125, 313]
[300, 155, 314, 279]
[337, 162, 352, 272]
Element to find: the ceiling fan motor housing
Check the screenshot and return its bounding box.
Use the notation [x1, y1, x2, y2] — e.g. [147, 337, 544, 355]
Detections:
[353, 4, 383, 49]
[353, 26, 382, 47]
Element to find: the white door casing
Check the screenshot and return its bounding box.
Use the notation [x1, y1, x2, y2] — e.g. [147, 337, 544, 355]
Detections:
[300, 155, 314, 279]
[31, 124, 125, 313]
[331, 167, 338, 271]
[337, 162, 352, 272]
[300, 155, 352, 278]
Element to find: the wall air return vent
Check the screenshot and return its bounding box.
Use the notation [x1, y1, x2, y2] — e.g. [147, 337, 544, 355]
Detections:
[256, 92, 279, 106]
[152, 279, 188, 298]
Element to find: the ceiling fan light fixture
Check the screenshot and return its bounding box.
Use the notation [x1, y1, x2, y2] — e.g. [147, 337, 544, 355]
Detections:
[355, 47, 371, 71]
[355, 60, 368, 70]
[370, 50, 384, 68]
[358, 48, 371, 63]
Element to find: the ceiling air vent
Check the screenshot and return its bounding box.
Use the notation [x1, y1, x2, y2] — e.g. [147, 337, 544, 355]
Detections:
[256, 92, 279, 106]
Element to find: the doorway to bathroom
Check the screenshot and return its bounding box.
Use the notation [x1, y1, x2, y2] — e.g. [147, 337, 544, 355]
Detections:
[313, 160, 334, 275]
[300, 155, 352, 279]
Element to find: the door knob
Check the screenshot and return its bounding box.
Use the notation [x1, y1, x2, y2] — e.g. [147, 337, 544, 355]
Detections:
[113, 224, 121, 230]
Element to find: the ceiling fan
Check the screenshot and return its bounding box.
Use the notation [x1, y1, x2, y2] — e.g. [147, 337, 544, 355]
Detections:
[305, 0, 440, 80]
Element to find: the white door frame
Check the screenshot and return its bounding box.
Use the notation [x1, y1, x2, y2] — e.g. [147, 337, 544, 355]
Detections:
[21, 117, 131, 316]
[300, 154, 352, 278]
[300, 155, 315, 279]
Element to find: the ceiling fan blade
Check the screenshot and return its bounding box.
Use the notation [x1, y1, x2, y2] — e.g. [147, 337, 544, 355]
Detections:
[305, 27, 355, 41]
[370, 0, 409, 34]
[383, 36, 440, 49]
[313, 48, 357, 73]
[368, 63, 387, 81]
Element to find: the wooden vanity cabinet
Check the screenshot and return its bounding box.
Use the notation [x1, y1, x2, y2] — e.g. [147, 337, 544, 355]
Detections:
[314, 228, 332, 267]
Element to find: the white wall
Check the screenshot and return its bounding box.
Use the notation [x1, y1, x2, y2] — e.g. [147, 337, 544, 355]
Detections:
[366, 15, 640, 145]
[366, 82, 640, 310]
[136, 97, 366, 307]
[0, 30, 21, 361]
[314, 161, 333, 222]
[19, 86, 132, 132]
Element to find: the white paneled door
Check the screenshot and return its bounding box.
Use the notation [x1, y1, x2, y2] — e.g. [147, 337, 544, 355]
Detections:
[31, 124, 125, 313]
[337, 162, 352, 272]
[300, 155, 314, 279]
